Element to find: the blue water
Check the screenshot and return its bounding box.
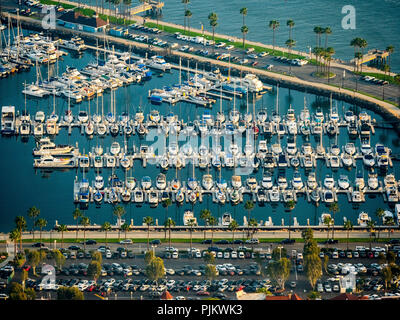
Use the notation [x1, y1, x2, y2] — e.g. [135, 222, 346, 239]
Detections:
[1, 47, 399, 232]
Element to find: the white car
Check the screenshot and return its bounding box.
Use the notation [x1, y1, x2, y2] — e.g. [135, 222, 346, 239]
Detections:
[238, 251, 245, 259]
[223, 252, 230, 259]
[226, 45, 235, 50]
[172, 251, 179, 259]
[175, 296, 186, 300]
[120, 239, 132, 244]
[217, 251, 223, 259]
[231, 251, 238, 259]
[195, 251, 202, 258]
[105, 250, 112, 259]
[170, 42, 179, 49]
[317, 282, 324, 292]
[215, 42, 226, 48]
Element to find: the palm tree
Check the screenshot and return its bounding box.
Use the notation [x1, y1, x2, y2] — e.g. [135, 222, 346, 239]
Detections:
[27, 206, 40, 240]
[382, 266, 393, 292]
[350, 37, 362, 72]
[344, 220, 353, 250]
[200, 209, 211, 240]
[367, 220, 376, 250]
[286, 19, 294, 40]
[313, 26, 323, 47]
[323, 215, 333, 243]
[208, 12, 218, 53]
[359, 38, 368, 72]
[325, 47, 335, 81]
[269, 20, 280, 52]
[143, 216, 154, 251]
[9, 229, 20, 255]
[80, 216, 90, 251]
[324, 27, 332, 49]
[285, 38, 296, 74]
[375, 208, 385, 240]
[208, 216, 217, 243]
[241, 25, 249, 49]
[355, 51, 363, 73]
[328, 202, 339, 240]
[384, 217, 395, 240]
[244, 200, 255, 238]
[73, 208, 83, 240]
[35, 218, 47, 246]
[386, 45, 394, 73]
[121, 223, 130, 250]
[113, 205, 126, 240]
[15, 216, 27, 253]
[228, 220, 239, 244]
[240, 7, 247, 28]
[123, 0, 132, 21]
[164, 218, 176, 249]
[56, 224, 68, 249]
[101, 221, 112, 248]
[249, 218, 258, 240]
[162, 198, 172, 239]
[187, 218, 197, 251]
[182, 0, 190, 34]
[185, 10, 192, 35]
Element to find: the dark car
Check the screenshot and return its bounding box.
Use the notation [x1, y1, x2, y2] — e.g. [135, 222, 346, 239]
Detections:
[215, 240, 229, 245]
[150, 239, 161, 245]
[202, 240, 212, 244]
[84, 240, 97, 245]
[68, 245, 81, 250]
[233, 240, 244, 244]
[32, 242, 46, 248]
[280, 238, 295, 244]
[389, 239, 400, 245]
[323, 239, 339, 244]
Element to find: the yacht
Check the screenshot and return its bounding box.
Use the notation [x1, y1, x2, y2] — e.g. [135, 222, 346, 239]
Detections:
[22, 84, 50, 98]
[219, 213, 233, 227]
[330, 155, 340, 168]
[246, 176, 258, 191]
[324, 174, 335, 189]
[330, 144, 341, 156]
[291, 171, 304, 190]
[1, 106, 16, 135]
[344, 110, 356, 123]
[183, 210, 197, 226]
[147, 55, 171, 72]
[171, 178, 181, 191]
[141, 176, 152, 190]
[277, 174, 288, 190]
[231, 175, 242, 189]
[338, 175, 350, 190]
[110, 142, 121, 155]
[156, 173, 167, 190]
[134, 189, 144, 203]
[33, 138, 75, 156]
[148, 191, 159, 207]
[363, 153, 375, 167]
[341, 153, 353, 167]
[355, 172, 365, 190]
[310, 189, 320, 203]
[357, 212, 371, 227]
[202, 174, 213, 190]
[286, 137, 297, 155]
[344, 143, 356, 155]
[322, 189, 334, 203]
[261, 172, 273, 189]
[307, 172, 318, 190]
[368, 172, 379, 190]
[268, 186, 280, 202]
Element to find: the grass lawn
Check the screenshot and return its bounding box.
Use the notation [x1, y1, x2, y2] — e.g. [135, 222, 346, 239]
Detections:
[39, 0, 76, 10]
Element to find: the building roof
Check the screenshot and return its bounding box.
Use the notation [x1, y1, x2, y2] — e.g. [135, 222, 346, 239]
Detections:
[160, 290, 173, 300]
[330, 293, 368, 301]
[58, 11, 108, 28]
[265, 294, 303, 301]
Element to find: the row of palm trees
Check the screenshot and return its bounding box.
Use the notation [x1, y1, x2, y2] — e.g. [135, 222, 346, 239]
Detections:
[350, 37, 368, 72]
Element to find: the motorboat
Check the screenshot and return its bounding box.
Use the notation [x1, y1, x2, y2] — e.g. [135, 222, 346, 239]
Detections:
[141, 176, 152, 190]
[246, 176, 258, 191]
[133, 189, 144, 203]
[307, 172, 318, 190]
[261, 172, 273, 189]
[33, 138, 75, 156]
[301, 143, 313, 155]
[171, 178, 181, 191]
[310, 189, 320, 203]
[148, 191, 159, 207]
[363, 153, 375, 167]
[231, 189, 240, 204]
[216, 189, 226, 204]
[344, 110, 356, 123]
[330, 155, 340, 168]
[355, 172, 365, 190]
[341, 153, 353, 167]
[277, 174, 288, 190]
[344, 143, 356, 155]
[291, 171, 303, 190]
[324, 174, 335, 189]
[338, 175, 350, 190]
[330, 144, 341, 156]
[384, 173, 396, 188]
[202, 174, 213, 190]
[187, 177, 199, 190]
[290, 157, 300, 168]
[126, 176, 137, 190]
[268, 186, 280, 202]
[78, 110, 88, 123]
[219, 212, 233, 227]
[110, 141, 121, 155]
[121, 188, 131, 202]
[231, 175, 242, 189]
[322, 189, 334, 203]
[368, 172, 379, 190]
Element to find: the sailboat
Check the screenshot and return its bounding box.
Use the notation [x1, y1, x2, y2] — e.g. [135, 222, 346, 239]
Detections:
[85, 98, 94, 136]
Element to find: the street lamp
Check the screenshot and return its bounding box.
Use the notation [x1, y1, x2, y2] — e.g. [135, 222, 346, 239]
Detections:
[277, 245, 283, 260]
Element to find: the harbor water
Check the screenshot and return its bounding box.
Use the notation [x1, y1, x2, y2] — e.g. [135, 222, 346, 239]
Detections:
[0, 47, 399, 232]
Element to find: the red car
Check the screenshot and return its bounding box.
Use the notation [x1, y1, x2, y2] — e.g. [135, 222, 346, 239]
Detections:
[86, 285, 95, 292]
[252, 61, 259, 67]
[22, 265, 31, 272]
[197, 291, 210, 296]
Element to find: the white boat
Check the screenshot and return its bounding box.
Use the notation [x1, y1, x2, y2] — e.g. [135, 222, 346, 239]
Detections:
[1, 106, 15, 135]
[361, 142, 373, 155]
[261, 172, 273, 189]
[110, 142, 121, 156]
[319, 213, 332, 226]
[33, 138, 75, 156]
[219, 212, 233, 227]
[291, 171, 303, 190]
[341, 153, 353, 167]
[324, 174, 335, 189]
[344, 110, 356, 123]
[231, 175, 242, 189]
[147, 55, 171, 72]
[330, 155, 340, 168]
[268, 186, 280, 202]
[357, 212, 371, 227]
[183, 210, 197, 226]
[310, 189, 320, 203]
[368, 172, 379, 190]
[22, 84, 50, 98]
[277, 175, 288, 190]
[148, 191, 159, 207]
[338, 175, 350, 190]
[121, 188, 131, 202]
[330, 144, 341, 156]
[126, 176, 137, 190]
[34, 155, 75, 168]
[134, 189, 144, 203]
[246, 177, 258, 190]
[202, 174, 213, 190]
[363, 153, 375, 167]
[141, 176, 152, 190]
[322, 189, 334, 203]
[94, 175, 104, 189]
[156, 173, 167, 190]
[355, 172, 365, 190]
[307, 172, 318, 190]
[344, 142, 356, 155]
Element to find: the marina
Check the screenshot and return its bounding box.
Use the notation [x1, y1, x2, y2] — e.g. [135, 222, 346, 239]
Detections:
[0, 25, 400, 233]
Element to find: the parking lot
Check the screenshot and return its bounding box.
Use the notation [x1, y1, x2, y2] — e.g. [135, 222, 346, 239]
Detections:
[2, 238, 400, 300]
